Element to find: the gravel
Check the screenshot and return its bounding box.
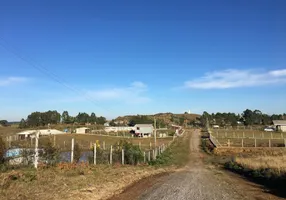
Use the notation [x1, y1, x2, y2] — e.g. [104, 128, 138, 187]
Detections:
[139, 129, 252, 200]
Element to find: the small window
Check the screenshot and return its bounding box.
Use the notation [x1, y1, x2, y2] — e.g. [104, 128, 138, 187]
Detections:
[137, 127, 140, 130]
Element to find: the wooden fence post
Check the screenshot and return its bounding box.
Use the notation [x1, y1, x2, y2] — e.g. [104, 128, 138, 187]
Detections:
[122, 149, 124, 165]
[143, 152, 146, 163]
[148, 151, 151, 161]
[241, 139, 244, 148]
[30, 137, 33, 147]
[71, 138, 74, 163]
[149, 142, 152, 149]
[53, 135, 56, 147]
[103, 141, 106, 150]
[34, 132, 39, 169]
[110, 145, 113, 165]
[227, 139, 230, 147]
[254, 138, 257, 148]
[153, 149, 155, 160]
[94, 143, 97, 165]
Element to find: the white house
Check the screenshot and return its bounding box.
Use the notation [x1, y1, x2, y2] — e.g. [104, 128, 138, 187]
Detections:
[17, 129, 65, 139]
[105, 126, 133, 133]
[75, 127, 90, 134]
[132, 124, 154, 137]
[273, 120, 286, 132]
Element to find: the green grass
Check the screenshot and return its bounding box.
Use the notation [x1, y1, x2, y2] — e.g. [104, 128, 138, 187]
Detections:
[149, 134, 190, 167]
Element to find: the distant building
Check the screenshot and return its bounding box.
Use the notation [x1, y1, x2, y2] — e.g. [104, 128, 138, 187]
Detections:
[273, 120, 286, 132]
[75, 127, 90, 134]
[17, 129, 65, 139]
[104, 122, 110, 127]
[132, 124, 154, 137]
[105, 126, 133, 133]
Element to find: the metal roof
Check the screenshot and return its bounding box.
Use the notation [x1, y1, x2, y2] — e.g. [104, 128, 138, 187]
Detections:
[273, 120, 286, 126]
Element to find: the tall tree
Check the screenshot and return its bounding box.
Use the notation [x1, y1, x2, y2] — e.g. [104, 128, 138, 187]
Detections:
[61, 111, 71, 124]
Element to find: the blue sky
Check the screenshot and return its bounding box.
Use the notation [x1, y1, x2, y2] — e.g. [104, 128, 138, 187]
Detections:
[0, 0, 286, 121]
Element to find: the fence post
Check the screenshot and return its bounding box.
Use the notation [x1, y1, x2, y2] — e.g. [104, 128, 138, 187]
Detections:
[34, 132, 39, 169]
[53, 135, 56, 147]
[30, 137, 33, 147]
[149, 142, 152, 149]
[103, 141, 106, 150]
[254, 138, 257, 148]
[227, 139, 230, 147]
[241, 139, 244, 148]
[110, 145, 113, 165]
[284, 139, 286, 148]
[94, 143, 97, 165]
[152, 149, 155, 160]
[269, 139, 271, 148]
[148, 151, 151, 161]
[122, 149, 124, 165]
[71, 138, 74, 163]
[143, 152, 146, 163]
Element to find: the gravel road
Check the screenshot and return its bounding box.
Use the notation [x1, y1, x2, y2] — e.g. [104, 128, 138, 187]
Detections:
[139, 129, 252, 200]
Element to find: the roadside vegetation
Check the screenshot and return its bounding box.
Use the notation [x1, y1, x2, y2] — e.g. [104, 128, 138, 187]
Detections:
[149, 134, 190, 167]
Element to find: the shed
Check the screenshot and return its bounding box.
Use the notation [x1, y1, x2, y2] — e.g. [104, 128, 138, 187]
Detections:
[273, 120, 286, 132]
[75, 127, 90, 134]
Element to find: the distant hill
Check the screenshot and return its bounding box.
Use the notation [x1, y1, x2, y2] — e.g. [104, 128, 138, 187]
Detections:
[114, 112, 200, 126]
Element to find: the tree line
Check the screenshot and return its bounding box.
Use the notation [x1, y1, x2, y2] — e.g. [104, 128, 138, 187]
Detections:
[19, 110, 106, 128]
[199, 109, 286, 127]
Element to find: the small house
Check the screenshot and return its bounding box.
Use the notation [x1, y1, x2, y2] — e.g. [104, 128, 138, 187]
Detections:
[273, 120, 286, 132]
[132, 124, 153, 137]
[75, 127, 90, 134]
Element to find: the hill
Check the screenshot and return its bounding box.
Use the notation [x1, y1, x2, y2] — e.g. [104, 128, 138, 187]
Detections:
[114, 112, 200, 127]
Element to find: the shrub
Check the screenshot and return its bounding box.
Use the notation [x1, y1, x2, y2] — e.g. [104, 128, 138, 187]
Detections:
[0, 137, 6, 164]
[73, 143, 82, 163]
[114, 140, 143, 165]
[41, 140, 60, 166]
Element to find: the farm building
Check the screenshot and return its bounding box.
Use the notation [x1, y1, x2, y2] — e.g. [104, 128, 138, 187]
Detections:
[75, 127, 90, 134]
[273, 120, 286, 132]
[17, 129, 65, 139]
[105, 126, 133, 133]
[132, 124, 154, 137]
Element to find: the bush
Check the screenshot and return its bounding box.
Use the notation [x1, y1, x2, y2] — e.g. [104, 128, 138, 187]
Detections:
[114, 140, 144, 165]
[41, 140, 60, 166]
[73, 143, 82, 163]
[0, 137, 6, 164]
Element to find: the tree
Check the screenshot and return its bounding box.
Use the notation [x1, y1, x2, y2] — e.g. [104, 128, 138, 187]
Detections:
[75, 112, 90, 124]
[89, 112, 97, 124]
[0, 120, 8, 127]
[61, 111, 71, 124]
[18, 118, 27, 129]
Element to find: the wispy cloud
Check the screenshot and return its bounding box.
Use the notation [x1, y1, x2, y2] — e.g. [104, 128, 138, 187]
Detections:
[86, 81, 151, 104]
[0, 77, 28, 86]
[184, 69, 286, 89]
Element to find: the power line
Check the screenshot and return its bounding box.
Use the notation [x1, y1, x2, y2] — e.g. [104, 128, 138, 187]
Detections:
[0, 36, 109, 112]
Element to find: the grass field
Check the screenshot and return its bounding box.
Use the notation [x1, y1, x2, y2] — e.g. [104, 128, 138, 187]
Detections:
[210, 129, 286, 148]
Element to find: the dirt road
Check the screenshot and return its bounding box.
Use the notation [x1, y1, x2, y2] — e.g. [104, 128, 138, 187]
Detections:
[111, 129, 283, 200]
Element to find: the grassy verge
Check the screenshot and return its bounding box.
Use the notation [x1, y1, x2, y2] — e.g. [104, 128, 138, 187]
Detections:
[0, 163, 170, 200]
[149, 135, 190, 167]
[224, 156, 286, 197]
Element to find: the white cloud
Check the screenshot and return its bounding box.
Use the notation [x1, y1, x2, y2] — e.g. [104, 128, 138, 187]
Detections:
[184, 69, 286, 89]
[85, 81, 151, 104]
[0, 77, 28, 86]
